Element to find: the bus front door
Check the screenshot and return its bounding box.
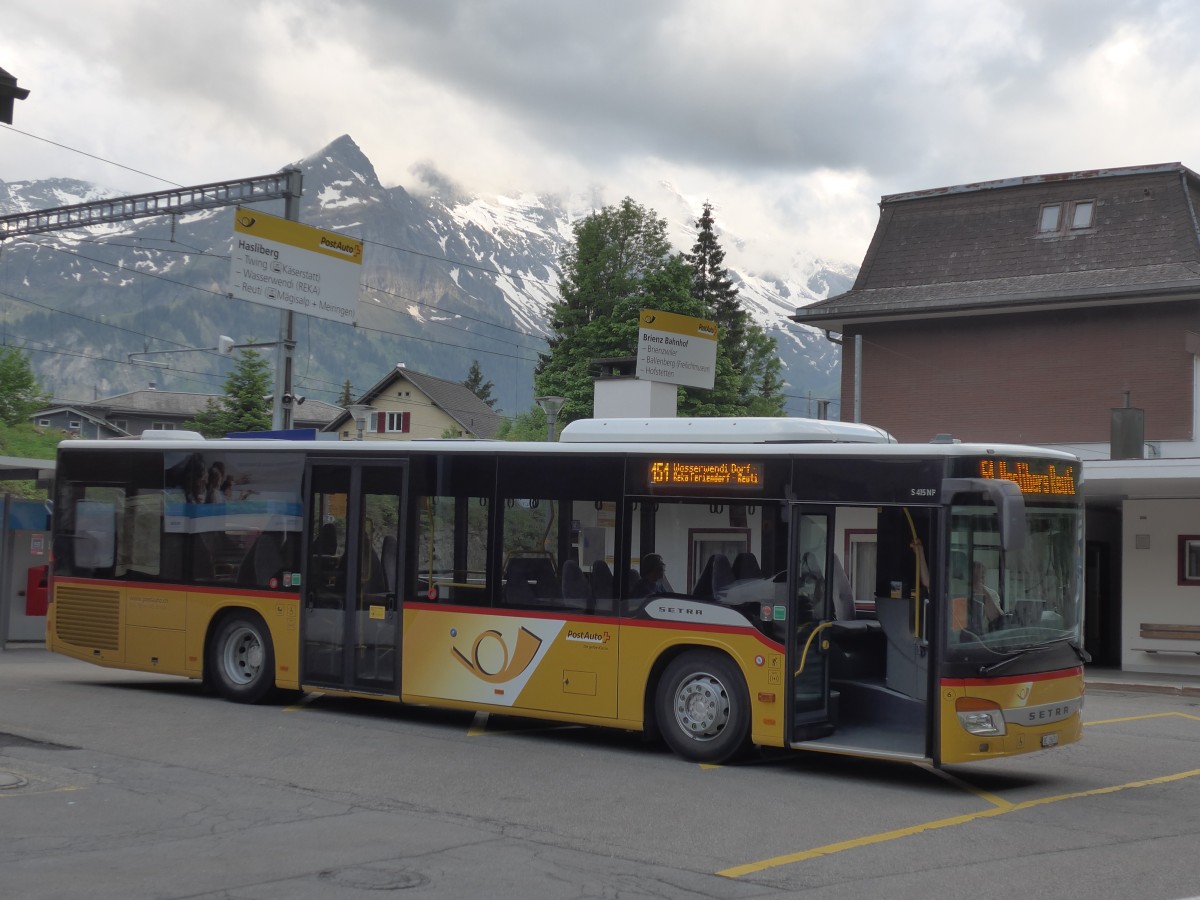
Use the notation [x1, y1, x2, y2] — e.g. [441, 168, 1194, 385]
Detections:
[791, 508, 834, 741]
[302, 462, 406, 695]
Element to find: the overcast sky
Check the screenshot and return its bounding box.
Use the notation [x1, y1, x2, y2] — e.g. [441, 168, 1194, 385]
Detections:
[5, 0, 1200, 272]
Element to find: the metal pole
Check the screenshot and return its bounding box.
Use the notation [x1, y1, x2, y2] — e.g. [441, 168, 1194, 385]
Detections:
[274, 168, 302, 431]
[535, 396, 566, 442]
[0, 493, 11, 650]
[854, 333, 863, 424]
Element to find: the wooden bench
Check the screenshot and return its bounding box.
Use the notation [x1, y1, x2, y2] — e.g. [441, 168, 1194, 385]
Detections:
[1135, 623, 1200, 654]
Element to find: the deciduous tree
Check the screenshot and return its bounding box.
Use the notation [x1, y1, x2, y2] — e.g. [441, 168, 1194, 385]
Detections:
[0, 347, 47, 426]
[535, 198, 701, 422]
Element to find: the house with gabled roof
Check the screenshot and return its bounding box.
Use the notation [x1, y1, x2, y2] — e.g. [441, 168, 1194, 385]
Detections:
[31, 389, 343, 437]
[326, 364, 503, 440]
[793, 162, 1200, 676]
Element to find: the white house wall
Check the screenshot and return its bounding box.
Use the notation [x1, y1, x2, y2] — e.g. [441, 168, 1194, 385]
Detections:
[1121, 498, 1200, 676]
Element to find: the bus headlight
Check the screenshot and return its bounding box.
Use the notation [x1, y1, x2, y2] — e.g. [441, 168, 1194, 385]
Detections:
[955, 698, 1006, 736]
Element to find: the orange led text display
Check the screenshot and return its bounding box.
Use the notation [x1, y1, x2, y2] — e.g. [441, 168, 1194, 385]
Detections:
[979, 459, 1076, 496]
[650, 460, 763, 489]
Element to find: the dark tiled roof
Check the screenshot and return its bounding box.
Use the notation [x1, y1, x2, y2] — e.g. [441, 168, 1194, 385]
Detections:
[330, 365, 503, 439]
[795, 163, 1200, 329]
[38, 391, 342, 427]
[801, 262, 1200, 324]
[75, 390, 217, 416]
[290, 399, 343, 427]
[400, 370, 503, 438]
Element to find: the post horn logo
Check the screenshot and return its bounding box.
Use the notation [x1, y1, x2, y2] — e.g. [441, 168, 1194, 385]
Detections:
[452, 626, 543, 684]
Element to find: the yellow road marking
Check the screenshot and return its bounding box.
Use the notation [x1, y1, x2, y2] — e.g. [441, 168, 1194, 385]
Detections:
[282, 692, 325, 712]
[0, 784, 83, 800]
[921, 763, 1013, 809]
[1085, 711, 1200, 726]
[719, 766, 1200, 878]
[467, 711, 490, 736]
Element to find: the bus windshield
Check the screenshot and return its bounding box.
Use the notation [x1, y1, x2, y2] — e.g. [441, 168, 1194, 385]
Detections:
[947, 501, 1083, 657]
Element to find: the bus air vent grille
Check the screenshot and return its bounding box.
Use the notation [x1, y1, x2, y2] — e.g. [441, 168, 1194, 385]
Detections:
[55, 585, 121, 650]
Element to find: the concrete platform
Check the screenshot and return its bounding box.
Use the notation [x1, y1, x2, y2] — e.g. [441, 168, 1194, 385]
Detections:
[1086, 666, 1200, 697]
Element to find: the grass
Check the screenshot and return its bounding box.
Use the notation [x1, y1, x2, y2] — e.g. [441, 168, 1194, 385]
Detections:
[0, 422, 63, 500]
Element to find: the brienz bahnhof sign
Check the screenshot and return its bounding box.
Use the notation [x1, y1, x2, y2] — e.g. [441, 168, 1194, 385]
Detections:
[635, 309, 718, 390]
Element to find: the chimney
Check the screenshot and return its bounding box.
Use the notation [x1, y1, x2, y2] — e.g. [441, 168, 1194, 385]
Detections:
[590, 357, 677, 418]
[1110, 390, 1144, 459]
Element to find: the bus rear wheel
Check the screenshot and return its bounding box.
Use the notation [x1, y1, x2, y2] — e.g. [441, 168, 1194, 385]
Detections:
[656, 650, 750, 764]
[208, 613, 275, 704]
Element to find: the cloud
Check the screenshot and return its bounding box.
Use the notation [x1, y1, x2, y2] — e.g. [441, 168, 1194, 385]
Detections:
[5, 0, 1200, 266]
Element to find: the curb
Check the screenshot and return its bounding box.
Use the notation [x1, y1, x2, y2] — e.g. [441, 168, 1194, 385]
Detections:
[1087, 680, 1200, 698]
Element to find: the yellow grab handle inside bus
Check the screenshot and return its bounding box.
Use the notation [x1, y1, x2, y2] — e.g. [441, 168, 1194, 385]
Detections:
[903, 507, 921, 637]
[794, 621, 832, 676]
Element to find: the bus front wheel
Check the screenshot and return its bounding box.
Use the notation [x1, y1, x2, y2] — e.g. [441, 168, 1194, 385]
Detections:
[208, 613, 275, 704]
[656, 650, 750, 764]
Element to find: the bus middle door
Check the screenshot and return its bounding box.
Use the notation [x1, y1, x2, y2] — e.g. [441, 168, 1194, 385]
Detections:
[302, 461, 406, 695]
[790, 507, 835, 742]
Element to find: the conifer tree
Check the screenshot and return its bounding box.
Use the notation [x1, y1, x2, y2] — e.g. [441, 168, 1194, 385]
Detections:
[535, 197, 701, 421]
[535, 196, 783, 423]
[337, 379, 354, 406]
[185, 348, 273, 437]
[682, 201, 785, 417]
[463, 359, 497, 409]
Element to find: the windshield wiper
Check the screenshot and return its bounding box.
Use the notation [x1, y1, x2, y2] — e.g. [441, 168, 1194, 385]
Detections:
[978, 650, 1029, 676]
[1061, 638, 1091, 664]
[978, 637, 1090, 675]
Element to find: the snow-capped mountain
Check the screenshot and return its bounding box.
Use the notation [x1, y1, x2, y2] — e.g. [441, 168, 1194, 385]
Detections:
[0, 135, 849, 417]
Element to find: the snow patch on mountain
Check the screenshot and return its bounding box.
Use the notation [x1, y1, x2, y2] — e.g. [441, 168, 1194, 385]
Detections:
[0, 134, 852, 417]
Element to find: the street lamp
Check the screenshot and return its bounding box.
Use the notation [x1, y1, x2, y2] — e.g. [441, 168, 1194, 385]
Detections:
[345, 404, 376, 441]
[535, 396, 567, 442]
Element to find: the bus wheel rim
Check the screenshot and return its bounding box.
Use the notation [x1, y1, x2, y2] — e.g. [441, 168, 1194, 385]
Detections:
[223, 626, 263, 685]
[673, 673, 730, 741]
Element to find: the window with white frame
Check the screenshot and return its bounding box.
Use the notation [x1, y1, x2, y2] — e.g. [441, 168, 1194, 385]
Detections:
[384, 411, 411, 434]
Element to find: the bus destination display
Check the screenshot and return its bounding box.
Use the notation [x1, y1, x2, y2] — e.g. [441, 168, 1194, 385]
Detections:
[650, 460, 763, 489]
[978, 458, 1077, 496]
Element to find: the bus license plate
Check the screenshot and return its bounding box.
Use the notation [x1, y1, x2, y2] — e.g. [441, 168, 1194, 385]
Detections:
[1041, 733, 1059, 748]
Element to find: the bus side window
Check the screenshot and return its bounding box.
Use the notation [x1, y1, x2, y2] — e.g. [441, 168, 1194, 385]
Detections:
[408, 455, 496, 607]
[75, 498, 117, 571]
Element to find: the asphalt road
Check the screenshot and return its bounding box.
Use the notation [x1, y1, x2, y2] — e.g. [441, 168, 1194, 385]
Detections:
[1, 648, 1198, 900]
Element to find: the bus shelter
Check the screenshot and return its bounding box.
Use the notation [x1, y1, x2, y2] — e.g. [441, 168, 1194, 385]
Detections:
[0, 456, 54, 646]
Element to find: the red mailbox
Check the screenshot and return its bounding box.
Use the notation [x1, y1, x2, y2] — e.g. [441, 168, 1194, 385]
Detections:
[25, 564, 49, 617]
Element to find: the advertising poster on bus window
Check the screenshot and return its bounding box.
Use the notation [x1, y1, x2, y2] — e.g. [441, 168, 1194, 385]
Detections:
[163, 451, 304, 534]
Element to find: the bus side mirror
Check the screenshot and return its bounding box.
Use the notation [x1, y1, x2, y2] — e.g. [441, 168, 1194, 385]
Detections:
[941, 477, 1027, 553]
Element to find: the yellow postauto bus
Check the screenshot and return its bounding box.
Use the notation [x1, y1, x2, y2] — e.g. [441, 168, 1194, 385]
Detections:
[47, 417, 1087, 765]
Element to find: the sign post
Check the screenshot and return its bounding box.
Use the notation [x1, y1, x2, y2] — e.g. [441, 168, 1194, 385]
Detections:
[229, 207, 362, 325]
[635, 309, 718, 390]
[228, 202, 362, 428]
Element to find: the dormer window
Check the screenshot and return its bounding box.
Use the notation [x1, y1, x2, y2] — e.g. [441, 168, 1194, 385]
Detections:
[1071, 200, 1095, 229]
[1038, 204, 1061, 232]
[1037, 200, 1095, 235]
